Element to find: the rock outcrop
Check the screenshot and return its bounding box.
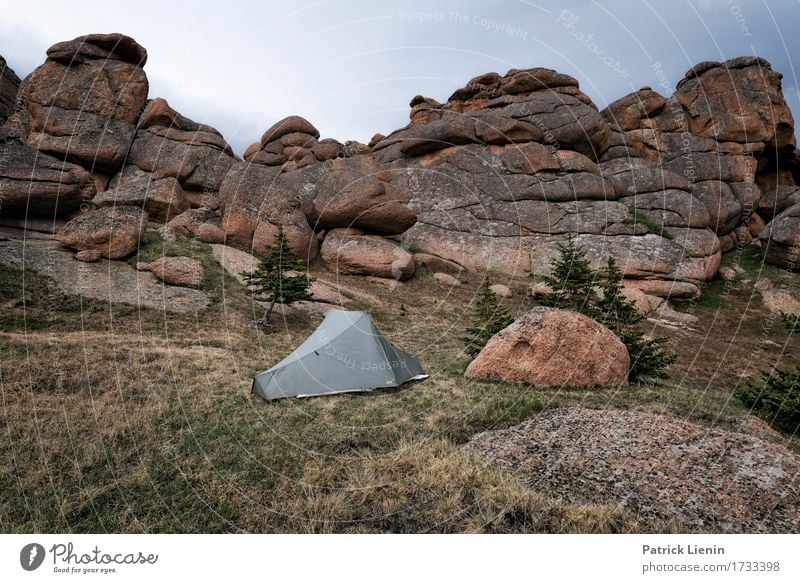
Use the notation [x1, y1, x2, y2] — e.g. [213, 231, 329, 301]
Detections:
[55, 206, 148, 260]
[137, 255, 204, 287]
[603, 57, 796, 267]
[0, 55, 20, 124]
[362, 57, 796, 294]
[466, 408, 800, 532]
[125, 97, 238, 208]
[320, 228, 415, 280]
[0, 35, 235, 234]
[94, 165, 189, 222]
[369, 68, 726, 298]
[244, 115, 324, 170]
[2, 34, 798, 288]
[0, 140, 95, 217]
[221, 115, 417, 263]
[466, 308, 630, 387]
[8, 34, 148, 173]
[219, 161, 319, 260]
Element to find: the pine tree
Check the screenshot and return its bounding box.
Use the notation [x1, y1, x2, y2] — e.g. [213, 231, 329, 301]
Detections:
[622, 330, 677, 382]
[540, 234, 598, 311]
[595, 257, 675, 382]
[463, 276, 515, 359]
[596, 257, 642, 330]
[242, 225, 312, 327]
[535, 247, 676, 382]
[736, 365, 800, 434]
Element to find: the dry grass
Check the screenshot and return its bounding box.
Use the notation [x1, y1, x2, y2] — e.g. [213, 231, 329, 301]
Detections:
[0, 244, 797, 533]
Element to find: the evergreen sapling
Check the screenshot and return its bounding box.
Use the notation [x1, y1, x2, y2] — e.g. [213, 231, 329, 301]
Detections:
[463, 276, 515, 359]
[540, 234, 599, 311]
[243, 225, 312, 327]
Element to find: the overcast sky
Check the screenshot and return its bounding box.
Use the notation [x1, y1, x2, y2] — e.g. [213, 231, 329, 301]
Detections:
[2, 0, 799, 154]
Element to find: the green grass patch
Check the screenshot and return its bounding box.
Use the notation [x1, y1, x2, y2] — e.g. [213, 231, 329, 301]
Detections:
[623, 208, 673, 240]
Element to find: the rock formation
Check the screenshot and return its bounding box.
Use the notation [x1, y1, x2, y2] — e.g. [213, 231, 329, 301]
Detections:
[0, 34, 236, 251]
[466, 407, 800, 532]
[137, 255, 204, 287]
[0, 140, 95, 216]
[466, 308, 630, 387]
[220, 115, 417, 272]
[8, 34, 148, 173]
[55, 205, 147, 260]
[602, 57, 797, 270]
[125, 97, 238, 209]
[2, 34, 799, 282]
[320, 227, 415, 280]
[0, 56, 20, 124]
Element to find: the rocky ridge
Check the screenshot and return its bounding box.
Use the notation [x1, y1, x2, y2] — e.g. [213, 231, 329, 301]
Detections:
[0, 34, 798, 296]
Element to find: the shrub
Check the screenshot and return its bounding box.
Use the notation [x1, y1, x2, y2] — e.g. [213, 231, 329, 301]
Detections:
[623, 208, 673, 240]
[735, 366, 800, 433]
[463, 276, 514, 359]
[783, 312, 799, 335]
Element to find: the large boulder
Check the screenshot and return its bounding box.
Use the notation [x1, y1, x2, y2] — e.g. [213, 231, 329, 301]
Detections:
[245, 115, 322, 171]
[674, 57, 795, 151]
[760, 202, 800, 269]
[126, 98, 238, 199]
[219, 161, 318, 261]
[94, 165, 189, 222]
[0, 55, 20, 124]
[0, 140, 95, 217]
[164, 208, 221, 238]
[137, 255, 204, 287]
[309, 156, 416, 234]
[466, 308, 630, 387]
[320, 228, 415, 280]
[601, 87, 667, 132]
[55, 206, 148, 260]
[12, 33, 148, 172]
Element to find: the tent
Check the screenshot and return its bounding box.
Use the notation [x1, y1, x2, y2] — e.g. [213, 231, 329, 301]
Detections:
[252, 310, 427, 401]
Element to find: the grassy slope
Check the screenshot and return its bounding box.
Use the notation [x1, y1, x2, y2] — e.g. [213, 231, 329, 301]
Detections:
[1, 237, 797, 533]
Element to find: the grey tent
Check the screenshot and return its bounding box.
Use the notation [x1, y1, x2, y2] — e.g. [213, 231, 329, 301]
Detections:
[252, 310, 427, 401]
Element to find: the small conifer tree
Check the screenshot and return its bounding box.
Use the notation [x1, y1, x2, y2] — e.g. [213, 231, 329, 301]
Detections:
[596, 256, 676, 382]
[537, 244, 677, 382]
[596, 257, 641, 330]
[463, 276, 515, 359]
[243, 225, 312, 327]
[735, 365, 800, 433]
[540, 234, 598, 311]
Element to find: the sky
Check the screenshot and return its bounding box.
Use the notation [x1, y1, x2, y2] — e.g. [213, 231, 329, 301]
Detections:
[2, 0, 799, 155]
